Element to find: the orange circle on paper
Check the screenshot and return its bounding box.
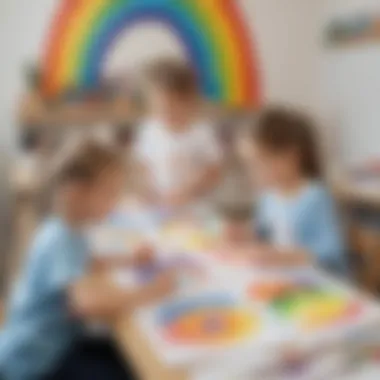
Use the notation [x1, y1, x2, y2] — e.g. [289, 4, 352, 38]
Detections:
[163, 307, 259, 345]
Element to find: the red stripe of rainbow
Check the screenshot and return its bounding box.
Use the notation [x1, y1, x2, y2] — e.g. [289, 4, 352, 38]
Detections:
[42, 0, 261, 108]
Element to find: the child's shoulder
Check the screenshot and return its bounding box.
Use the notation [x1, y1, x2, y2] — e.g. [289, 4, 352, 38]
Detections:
[257, 182, 331, 206]
[303, 181, 332, 203]
[191, 119, 213, 131]
[31, 218, 73, 256]
[36, 217, 68, 238]
[140, 118, 167, 132]
[137, 118, 158, 134]
[188, 120, 218, 143]
[295, 181, 337, 215]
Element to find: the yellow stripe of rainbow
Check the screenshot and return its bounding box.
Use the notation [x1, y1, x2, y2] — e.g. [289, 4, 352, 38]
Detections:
[41, 0, 261, 108]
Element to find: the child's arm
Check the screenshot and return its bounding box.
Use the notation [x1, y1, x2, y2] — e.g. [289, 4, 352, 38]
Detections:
[166, 163, 222, 206]
[131, 160, 160, 204]
[132, 125, 162, 205]
[252, 189, 345, 270]
[68, 270, 175, 321]
[92, 244, 155, 272]
[251, 197, 312, 267]
[165, 127, 222, 207]
[296, 189, 345, 271]
[251, 244, 313, 267]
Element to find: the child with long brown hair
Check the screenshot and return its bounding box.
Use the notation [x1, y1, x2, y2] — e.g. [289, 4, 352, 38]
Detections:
[246, 106, 346, 273]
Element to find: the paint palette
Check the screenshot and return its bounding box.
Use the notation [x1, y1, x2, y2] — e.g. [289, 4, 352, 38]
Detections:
[247, 277, 364, 331]
[90, 227, 147, 254]
[159, 221, 216, 252]
[135, 254, 206, 288]
[156, 293, 260, 346]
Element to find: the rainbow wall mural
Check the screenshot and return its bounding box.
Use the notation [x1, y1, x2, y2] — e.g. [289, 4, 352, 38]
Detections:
[42, 0, 261, 108]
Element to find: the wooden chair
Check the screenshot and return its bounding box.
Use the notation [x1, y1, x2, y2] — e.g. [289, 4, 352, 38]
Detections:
[341, 199, 380, 294]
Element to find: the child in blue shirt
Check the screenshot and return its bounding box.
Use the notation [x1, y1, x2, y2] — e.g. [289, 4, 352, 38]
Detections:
[245, 107, 346, 274]
[0, 141, 175, 380]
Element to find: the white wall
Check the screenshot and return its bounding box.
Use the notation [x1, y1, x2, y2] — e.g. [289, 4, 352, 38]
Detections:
[0, 0, 57, 155]
[241, 0, 326, 114]
[323, 0, 380, 165]
[0, 0, 326, 154]
[7, 0, 380, 166]
[105, 0, 326, 115]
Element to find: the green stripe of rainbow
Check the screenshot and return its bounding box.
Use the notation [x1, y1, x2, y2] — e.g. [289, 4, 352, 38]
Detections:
[42, 0, 261, 108]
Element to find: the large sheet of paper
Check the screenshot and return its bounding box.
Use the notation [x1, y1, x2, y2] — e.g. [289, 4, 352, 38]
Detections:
[98, 205, 380, 378]
[134, 266, 380, 368]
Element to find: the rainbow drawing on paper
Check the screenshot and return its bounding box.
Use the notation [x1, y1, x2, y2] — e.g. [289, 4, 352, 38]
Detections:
[157, 293, 259, 345]
[41, 0, 261, 107]
[248, 278, 363, 331]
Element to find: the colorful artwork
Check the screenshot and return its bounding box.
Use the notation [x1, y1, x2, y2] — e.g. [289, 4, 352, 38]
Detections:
[157, 294, 259, 345]
[248, 278, 363, 331]
[41, 0, 261, 107]
[325, 14, 380, 47]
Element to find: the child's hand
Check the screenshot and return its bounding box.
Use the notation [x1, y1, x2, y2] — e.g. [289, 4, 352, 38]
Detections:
[163, 190, 190, 209]
[249, 244, 275, 267]
[132, 243, 156, 267]
[146, 270, 177, 302]
[250, 245, 311, 267]
[222, 222, 252, 245]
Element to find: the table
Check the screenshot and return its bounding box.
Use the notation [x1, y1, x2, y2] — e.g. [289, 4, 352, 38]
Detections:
[98, 206, 380, 380]
[94, 208, 190, 380]
[114, 314, 188, 380]
[111, 286, 380, 380]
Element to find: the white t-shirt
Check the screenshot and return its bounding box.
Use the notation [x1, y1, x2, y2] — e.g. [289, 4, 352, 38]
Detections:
[135, 119, 221, 194]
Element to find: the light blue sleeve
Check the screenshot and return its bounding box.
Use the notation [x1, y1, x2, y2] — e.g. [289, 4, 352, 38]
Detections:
[0, 221, 89, 380]
[25, 221, 89, 301]
[254, 194, 270, 240]
[299, 189, 346, 272]
[43, 236, 87, 293]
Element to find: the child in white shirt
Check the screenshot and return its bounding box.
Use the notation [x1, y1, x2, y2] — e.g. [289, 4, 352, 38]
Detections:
[135, 59, 222, 207]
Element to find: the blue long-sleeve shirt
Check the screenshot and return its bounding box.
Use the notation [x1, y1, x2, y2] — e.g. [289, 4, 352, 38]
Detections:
[0, 218, 90, 380]
[255, 181, 347, 274]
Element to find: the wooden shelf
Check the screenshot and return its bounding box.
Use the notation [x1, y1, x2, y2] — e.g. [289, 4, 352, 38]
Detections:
[334, 181, 380, 208]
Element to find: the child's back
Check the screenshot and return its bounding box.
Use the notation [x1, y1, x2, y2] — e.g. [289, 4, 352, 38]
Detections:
[0, 217, 89, 379]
